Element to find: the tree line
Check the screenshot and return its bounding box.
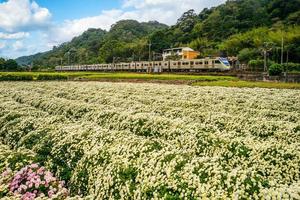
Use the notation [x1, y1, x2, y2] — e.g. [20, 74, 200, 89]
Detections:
[0, 58, 21, 71]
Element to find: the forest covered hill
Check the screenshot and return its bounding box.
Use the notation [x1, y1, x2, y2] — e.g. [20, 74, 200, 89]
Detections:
[16, 0, 300, 68]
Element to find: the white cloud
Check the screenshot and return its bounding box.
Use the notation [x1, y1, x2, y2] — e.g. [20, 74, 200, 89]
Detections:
[0, 0, 227, 58]
[47, 9, 124, 44]
[0, 42, 6, 49]
[0, 0, 51, 32]
[12, 40, 25, 51]
[0, 32, 29, 39]
[47, 0, 225, 45]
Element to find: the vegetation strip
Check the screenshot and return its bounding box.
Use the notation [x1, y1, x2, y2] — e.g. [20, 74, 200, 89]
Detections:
[193, 81, 300, 89]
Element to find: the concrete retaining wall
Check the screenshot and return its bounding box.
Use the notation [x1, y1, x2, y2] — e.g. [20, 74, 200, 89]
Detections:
[237, 72, 300, 83]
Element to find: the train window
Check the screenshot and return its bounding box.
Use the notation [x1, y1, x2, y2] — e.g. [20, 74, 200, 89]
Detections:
[205, 61, 209, 65]
[173, 63, 177, 66]
[215, 60, 221, 64]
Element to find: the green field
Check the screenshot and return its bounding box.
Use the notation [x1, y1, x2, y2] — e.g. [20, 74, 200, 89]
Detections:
[0, 72, 237, 81]
[193, 80, 300, 89]
[1, 72, 300, 89]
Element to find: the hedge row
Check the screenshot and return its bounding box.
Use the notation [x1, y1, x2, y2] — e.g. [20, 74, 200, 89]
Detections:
[0, 74, 34, 81]
[0, 74, 68, 81]
[36, 74, 68, 80]
[282, 63, 300, 72]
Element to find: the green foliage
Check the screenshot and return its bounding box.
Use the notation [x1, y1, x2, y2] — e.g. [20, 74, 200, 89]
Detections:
[0, 58, 5, 70]
[165, 54, 181, 61]
[0, 74, 33, 81]
[269, 63, 283, 76]
[4, 59, 20, 71]
[0, 72, 238, 82]
[0, 144, 37, 172]
[267, 0, 300, 21]
[16, 20, 167, 67]
[238, 49, 260, 63]
[282, 63, 300, 72]
[221, 26, 300, 63]
[193, 80, 300, 89]
[0, 58, 21, 71]
[248, 60, 265, 71]
[37, 74, 68, 81]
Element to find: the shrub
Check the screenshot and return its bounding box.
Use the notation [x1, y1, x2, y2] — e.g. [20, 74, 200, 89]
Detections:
[282, 63, 300, 72]
[248, 60, 264, 71]
[37, 74, 68, 81]
[269, 64, 283, 76]
[238, 48, 260, 63]
[0, 74, 33, 81]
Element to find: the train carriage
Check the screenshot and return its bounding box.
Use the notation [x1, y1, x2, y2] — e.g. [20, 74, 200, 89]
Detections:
[129, 62, 136, 72]
[55, 57, 231, 72]
[161, 61, 170, 72]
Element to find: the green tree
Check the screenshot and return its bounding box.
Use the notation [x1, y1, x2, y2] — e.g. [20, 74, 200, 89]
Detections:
[0, 58, 5, 70]
[4, 59, 20, 71]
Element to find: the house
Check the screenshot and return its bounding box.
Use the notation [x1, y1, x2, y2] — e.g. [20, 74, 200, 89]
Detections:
[162, 47, 200, 61]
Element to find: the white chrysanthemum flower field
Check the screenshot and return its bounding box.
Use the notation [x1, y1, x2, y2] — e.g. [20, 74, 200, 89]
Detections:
[0, 82, 299, 199]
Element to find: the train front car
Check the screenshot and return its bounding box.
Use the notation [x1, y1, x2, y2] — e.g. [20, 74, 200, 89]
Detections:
[217, 57, 231, 71]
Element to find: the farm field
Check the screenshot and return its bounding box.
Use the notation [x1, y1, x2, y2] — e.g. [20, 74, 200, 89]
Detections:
[0, 72, 237, 82]
[193, 80, 300, 89]
[1, 72, 300, 89]
[0, 82, 300, 199]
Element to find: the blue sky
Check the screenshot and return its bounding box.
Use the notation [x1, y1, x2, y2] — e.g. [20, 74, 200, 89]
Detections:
[0, 0, 226, 58]
[35, 0, 122, 21]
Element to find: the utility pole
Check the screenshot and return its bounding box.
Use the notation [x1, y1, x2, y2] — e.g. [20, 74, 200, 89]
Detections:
[261, 42, 274, 72]
[263, 50, 267, 72]
[148, 41, 152, 61]
[281, 33, 284, 65]
[60, 57, 63, 66]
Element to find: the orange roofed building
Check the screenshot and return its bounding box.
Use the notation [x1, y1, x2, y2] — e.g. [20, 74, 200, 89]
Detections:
[162, 47, 200, 61]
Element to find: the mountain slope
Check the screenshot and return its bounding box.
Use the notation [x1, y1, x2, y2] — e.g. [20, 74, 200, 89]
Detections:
[16, 20, 167, 67]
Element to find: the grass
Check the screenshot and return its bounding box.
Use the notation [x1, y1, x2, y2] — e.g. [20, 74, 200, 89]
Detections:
[79, 73, 238, 81]
[1, 72, 299, 89]
[192, 80, 300, 89]
[0, 72, 237, 82]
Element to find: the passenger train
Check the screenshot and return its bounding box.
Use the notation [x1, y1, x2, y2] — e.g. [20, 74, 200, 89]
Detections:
[55, 57, 231, 72]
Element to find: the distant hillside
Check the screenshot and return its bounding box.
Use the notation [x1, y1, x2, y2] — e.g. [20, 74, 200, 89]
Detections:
[16, 52, 45, 66]
[16, 0, 300, 68]
[16, 20, 168, 67]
